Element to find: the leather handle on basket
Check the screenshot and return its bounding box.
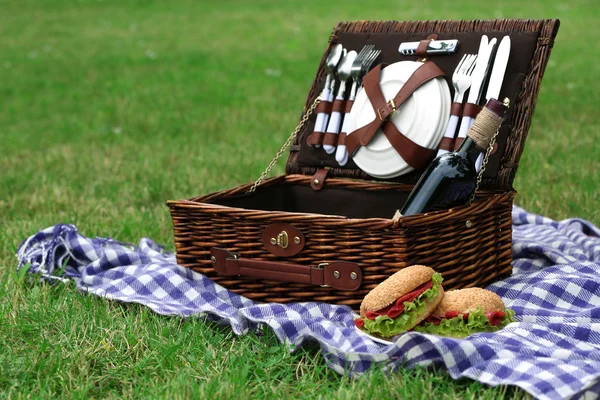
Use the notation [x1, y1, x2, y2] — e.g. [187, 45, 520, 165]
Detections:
[210, 247, 362, 291]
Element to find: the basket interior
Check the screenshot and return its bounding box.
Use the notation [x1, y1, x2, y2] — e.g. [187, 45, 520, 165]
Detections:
[205, 181, 411, 219]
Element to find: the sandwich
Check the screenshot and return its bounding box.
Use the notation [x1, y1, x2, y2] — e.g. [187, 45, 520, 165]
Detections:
[354, 265, 444, 338]
[414, 287, 515, 337]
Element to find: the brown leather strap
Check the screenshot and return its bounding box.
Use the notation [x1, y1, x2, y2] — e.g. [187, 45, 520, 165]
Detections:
[307, 131, 324, 146]
[210, 247, 362, 291]
[331, 99, 345, 114]
[344, 100, 354, 114]
[416, 40, 431, 58]
[337, 132, 347, 146]
[451, 102, 463, 116]
[438, 137, 455, 151]
[315, 100, 332, 114]
[463, 102, 482, 119]
[416, 34, 437, 60]
[381, 123, 436, 169]
[453, 137, 465, 151]
[322, 132, 338, 147]
[310, 168, 329, 190]
[345, 61, 445, 167]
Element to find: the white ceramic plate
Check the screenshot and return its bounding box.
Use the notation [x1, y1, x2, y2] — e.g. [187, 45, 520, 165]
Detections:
[354, 325, 396, 345]
[347, 61, 451, 178]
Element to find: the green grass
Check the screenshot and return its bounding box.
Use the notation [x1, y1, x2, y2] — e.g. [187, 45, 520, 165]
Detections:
[1, 0, 599, 398]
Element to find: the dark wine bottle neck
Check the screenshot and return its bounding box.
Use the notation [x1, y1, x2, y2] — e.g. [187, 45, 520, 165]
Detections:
[457, 136, 484, 164]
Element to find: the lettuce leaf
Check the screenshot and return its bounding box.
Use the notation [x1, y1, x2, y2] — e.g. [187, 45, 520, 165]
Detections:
[362, 273, 443, 337]
[414, 308, 516, 338]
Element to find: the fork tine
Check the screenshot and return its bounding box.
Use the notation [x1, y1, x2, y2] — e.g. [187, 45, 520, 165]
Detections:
[459, 54, 474, 74]
[454, 54, 468, 75]
[462, 55, 474, 70]
[465, 55, 478, 74]
[356, 44, 373, 59]
[362, 49, 380, 73]
[353, 44, 373, 67]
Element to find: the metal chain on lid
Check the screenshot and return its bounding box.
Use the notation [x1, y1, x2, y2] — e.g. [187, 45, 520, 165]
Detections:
[468, 98, 510, 204]
[248, 96, 321, 193]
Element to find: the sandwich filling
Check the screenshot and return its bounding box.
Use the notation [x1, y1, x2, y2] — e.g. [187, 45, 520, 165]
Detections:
[414, 307, 516, 337]
[355, 273, 443, 337]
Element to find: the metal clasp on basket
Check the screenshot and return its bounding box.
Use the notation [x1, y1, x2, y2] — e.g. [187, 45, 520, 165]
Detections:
[317, 263, 329, 287]
[270, 230, 289, 249]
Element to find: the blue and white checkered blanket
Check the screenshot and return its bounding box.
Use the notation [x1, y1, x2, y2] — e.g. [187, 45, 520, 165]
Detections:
[16, 206, 600, 400]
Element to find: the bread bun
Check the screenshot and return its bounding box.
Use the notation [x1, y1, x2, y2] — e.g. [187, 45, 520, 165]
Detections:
[360, 265, 436, 317]
[432, 287, 505, 317]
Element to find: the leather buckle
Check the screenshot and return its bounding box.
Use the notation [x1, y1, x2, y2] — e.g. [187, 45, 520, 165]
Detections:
[316, 263, 329, 287]
[377, 99, 397, 121]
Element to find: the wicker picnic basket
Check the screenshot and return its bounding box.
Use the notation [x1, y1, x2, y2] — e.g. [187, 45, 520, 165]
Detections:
[167, 19, 560, 310]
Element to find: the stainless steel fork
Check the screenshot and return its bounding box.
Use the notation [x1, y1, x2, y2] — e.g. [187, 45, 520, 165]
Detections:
[453, 54, 477, 104]
[348, 45, 375, 99]
[435, 54, 477, 157]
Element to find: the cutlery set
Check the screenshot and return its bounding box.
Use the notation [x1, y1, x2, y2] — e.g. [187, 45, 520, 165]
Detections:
[309, 44, 381, 165]
[311, 34, 512, 175]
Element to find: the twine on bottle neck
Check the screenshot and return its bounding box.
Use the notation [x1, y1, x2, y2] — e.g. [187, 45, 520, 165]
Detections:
[467, 106, 504, 150]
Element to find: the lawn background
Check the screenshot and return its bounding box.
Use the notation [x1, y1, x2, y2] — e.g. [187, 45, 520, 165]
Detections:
[1, 0, 599, 398]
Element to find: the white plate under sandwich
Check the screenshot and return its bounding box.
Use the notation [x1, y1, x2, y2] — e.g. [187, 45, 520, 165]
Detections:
[354, 325, 396, 345]
[346, 61, 451, 179]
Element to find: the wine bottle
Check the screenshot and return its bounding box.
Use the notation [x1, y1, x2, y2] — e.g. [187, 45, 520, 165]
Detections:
[400, 98, 508, 217]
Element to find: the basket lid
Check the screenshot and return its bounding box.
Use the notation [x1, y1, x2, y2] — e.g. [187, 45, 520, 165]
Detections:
[285, 19, 560, 191]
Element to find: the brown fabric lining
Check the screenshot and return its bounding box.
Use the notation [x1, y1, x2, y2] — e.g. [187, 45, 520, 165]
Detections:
[206, 182, 413, 219]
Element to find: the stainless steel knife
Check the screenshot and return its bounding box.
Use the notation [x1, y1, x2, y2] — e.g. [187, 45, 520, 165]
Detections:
[467, 36, 497, 105]
[485, 35, 511, 101]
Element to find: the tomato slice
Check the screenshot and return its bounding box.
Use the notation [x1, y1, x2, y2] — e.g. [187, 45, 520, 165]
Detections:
[425, 315, 442, 325]
[365, 280, 433, 320]
[354, 318, 365, 329]
[486, 311, 506, 326]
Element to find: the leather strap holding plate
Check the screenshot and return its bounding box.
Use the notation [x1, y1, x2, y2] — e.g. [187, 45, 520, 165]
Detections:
[210, 247, 362, 291]
[344, 62, 445, 169]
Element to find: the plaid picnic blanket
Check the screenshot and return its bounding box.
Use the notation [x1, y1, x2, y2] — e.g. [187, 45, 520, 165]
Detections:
[16, 206, 600, 400]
